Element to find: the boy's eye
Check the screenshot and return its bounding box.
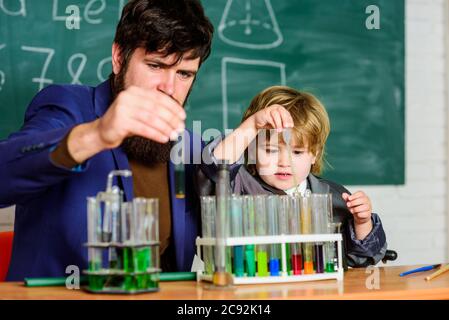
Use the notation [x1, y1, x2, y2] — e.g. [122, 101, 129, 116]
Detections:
[265, 148, 279, 153]
[293, 150, 304, 155]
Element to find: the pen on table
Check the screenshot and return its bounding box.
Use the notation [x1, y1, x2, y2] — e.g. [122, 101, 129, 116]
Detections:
[24, 272, 197, 287]
[399, 264, 441, 277]
[425, 264, 449, 281]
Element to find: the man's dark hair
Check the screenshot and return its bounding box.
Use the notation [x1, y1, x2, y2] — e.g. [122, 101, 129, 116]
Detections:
[114, 0, 214, 66]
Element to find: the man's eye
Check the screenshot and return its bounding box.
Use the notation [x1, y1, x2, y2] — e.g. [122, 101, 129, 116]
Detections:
[147, 63, 161, 70]
[178, 71, 194, 80]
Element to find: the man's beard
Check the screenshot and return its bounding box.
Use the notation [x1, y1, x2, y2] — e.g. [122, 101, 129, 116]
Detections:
[110, 64, 173, 165]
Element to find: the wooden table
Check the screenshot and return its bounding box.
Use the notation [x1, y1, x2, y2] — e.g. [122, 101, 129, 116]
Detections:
[1, 265, 448, 300]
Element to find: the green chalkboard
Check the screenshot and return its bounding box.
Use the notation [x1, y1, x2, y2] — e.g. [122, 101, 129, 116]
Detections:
[0, 0, 405, 185]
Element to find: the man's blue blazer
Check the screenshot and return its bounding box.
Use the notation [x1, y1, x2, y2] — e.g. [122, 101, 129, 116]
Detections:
[0, 80, 202, 281]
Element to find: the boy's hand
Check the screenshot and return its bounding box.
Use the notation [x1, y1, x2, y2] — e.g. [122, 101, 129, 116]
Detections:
[342, 191, 372, 225]
[252, 104, 294, 132]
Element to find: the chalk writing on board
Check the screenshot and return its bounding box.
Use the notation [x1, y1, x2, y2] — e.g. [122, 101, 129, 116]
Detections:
[97, 57, 112, 82]
[0, 44, 5, 91]
[20, 46, 55, 91]
[68, 53, 87, 84]
[218, 0, 283, 50]
[52, 0, 124, 25]
[0, 0, 26, 17]
[221, 57, 286, 129]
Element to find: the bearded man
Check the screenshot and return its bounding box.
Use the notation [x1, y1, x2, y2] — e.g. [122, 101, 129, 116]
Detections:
[0, 0, 214, 280]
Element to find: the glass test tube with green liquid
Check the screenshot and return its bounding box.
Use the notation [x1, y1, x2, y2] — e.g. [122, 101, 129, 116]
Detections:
[278, 195, 291, 274]
[254, 195, 268, 277]
[87, 197, 104, 291]
[242, 196, 256, 277]
[230, 196, 244, 277]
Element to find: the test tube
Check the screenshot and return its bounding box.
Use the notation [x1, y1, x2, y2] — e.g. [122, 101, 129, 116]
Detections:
[254, 195, 268, 277]
[200, 196, 216, 275]
[289, 194, 302, 275]
[301, 190, 314, 274]
[87, 197, 102, 271]
[213, 164, 232, 286]
[175, 134, 185, 199]
[242, 195, 256, 277]
[278, 195, 291, 274]
[230, 196, 244, 277]
[133, 198, 151, 289]
[266, 196, 280, 276]
[311, 194, 330, 274]
[109, 187, 121, 269]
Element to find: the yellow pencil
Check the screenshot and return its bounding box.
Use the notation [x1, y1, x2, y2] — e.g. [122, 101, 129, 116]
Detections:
[425, 263, 449, 281]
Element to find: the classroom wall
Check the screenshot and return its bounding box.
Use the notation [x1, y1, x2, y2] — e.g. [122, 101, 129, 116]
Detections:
[0, 0, 448, 266]
[364, 0, 448, 266]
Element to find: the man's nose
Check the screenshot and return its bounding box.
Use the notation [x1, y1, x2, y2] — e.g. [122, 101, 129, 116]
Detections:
[157, 70, 176, 97]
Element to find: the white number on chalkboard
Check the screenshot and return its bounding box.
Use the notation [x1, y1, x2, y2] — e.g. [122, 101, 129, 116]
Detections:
[97, 56, 112, 82]
[68, 53, 87, 84]
[0, 44, 5, 92]
[20, 46, 55, 91]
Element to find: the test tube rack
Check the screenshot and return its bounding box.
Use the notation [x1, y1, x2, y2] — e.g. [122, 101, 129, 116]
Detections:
[195, 233, 343, 284]
[83, 170, 161, 294]
[83, 242, 161, 294]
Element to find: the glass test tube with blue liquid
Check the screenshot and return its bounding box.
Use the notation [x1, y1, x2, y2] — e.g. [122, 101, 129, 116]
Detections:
[242, 195, 256, 277]
[266, 196, 280, 276]
[278, 195, 291, 275]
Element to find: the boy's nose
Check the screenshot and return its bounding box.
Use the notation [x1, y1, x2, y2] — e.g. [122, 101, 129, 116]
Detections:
[157, 70, 176, 97]
[278, 150, 291, 167]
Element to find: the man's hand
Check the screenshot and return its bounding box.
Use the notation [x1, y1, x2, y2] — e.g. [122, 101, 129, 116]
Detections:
[66, 86, 186, 164]
[342, 191, 373, 240]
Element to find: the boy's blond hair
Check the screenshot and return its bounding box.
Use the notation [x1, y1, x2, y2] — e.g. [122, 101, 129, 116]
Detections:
[242, 86, 330, 175]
